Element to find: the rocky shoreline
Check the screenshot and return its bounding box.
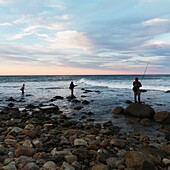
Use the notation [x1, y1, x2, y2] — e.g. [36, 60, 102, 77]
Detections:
[0, 95, 170, 170]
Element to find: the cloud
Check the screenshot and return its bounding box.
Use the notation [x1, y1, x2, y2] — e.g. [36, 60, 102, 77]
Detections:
[0, 0, 170, 74]
[0, 0, 9, 4]
[43, 30, 96, 51]
[143, 18, 169, 26]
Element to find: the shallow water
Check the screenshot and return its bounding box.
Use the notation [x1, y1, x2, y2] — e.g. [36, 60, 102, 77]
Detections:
[0, 75, 169, 139]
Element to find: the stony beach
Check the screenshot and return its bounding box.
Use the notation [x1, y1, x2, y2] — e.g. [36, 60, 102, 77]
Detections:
[0, 92, 170, 170]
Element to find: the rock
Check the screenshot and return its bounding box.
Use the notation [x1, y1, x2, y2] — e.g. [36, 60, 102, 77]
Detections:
[0, 145, 5, 154]
[51, 148, 72, 156]
[154, 111, 170, 124]
[106, 157, 119, 168]
[4, 139, 18, 147]
[140, 146, 166, 164]
[39, 105, 59, 114]
[23, 139, 33, 148]
[142, 160, 157, 170]
[96, 153, 112, 164]
[8, 103, 14, 107]
[23, 128, 40, 138]
[162, 158, 170, 166]
[110, 138, 126, 149]
[62, 161, 75, 170]
[43, 161, 57, 170]
[15, 146, 35, 158]
[2, 161, 17, 170]
[71, 161, 82, 170]
[140, 118, 154, 126]
[82, 100, 90, 104]
[92, 164, 109, 170]
[124, 103, 155, 118]
[140, 89, 147, 92]
[53, 96, 64, 100]
[74, 139, 87, 146]
[164, 144, 170, 155]
[125, 151, 147, 169]
[32, 139, 42, 147]
[22, 162, 39, 170]
[15, 156, 35, 169]
[111, 107, 124, 114]
[64, 155, 78, 164]
[6, 97, 16, 102]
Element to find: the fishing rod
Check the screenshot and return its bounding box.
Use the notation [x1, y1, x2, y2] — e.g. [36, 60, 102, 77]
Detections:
[141, 60, 150, 83]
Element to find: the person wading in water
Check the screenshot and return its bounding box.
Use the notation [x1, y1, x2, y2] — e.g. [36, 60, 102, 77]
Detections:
[133, 77, 142, 103]
[20, 84, 25, 94]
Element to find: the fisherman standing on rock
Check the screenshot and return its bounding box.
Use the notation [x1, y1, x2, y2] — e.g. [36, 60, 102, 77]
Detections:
[133, 77, 142, 103]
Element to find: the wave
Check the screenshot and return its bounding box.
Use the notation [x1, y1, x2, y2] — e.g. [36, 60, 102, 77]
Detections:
[78, 78, 131, 89]
[78, 78, 170, 91]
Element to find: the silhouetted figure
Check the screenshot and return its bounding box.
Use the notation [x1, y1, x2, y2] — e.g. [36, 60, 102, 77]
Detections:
[69, 81, 77, 98]
[20, 84, 25, 94]
[133, 77, 142, 103]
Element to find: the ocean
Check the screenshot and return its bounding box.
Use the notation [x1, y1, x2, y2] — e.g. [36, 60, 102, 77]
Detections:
[0, 74, 170, 135]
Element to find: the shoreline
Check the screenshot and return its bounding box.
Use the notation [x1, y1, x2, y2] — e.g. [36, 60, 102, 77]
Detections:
[0, 95, 170, 169]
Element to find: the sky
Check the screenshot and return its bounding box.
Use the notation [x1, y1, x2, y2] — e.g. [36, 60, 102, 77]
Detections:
[0, 0, 170, 75]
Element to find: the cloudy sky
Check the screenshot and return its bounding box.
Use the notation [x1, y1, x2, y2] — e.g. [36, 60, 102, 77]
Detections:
[0, 0, 170, 75]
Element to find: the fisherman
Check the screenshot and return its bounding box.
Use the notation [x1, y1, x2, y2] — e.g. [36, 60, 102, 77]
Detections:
[133, 77, 142, 103]
[69, 81, 77, 98]
[20, 84, 25, 94]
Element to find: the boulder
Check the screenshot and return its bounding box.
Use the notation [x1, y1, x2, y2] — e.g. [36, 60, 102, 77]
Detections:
[125, 151, 156, 170]
[124, 103, 155, 118]
[154, 111, 170, 124]
[111, 107, 124, 114]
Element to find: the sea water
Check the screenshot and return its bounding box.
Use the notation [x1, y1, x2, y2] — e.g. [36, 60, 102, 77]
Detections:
[0, 74, 169, 136]
[0, 75, 169, 119]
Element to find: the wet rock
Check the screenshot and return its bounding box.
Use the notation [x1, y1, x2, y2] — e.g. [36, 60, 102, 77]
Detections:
[140, 89, 147, 92]
[8, 103, 14, 107]
[74, 106, 83, 110]
[111, 107, 124, 114]
[40, 105, 60, 114]
[154, 111, 170, 124]
[82, 100, 90, 105]
[53, 96, 64, 100]
[124, 103, 155, 118]
[125, 100, 133, 104]
[6, 97, 16, 102]
[140, 118, 155, 126]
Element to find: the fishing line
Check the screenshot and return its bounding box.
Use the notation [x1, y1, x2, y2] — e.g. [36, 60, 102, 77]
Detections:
[141, 60, 150, 82]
